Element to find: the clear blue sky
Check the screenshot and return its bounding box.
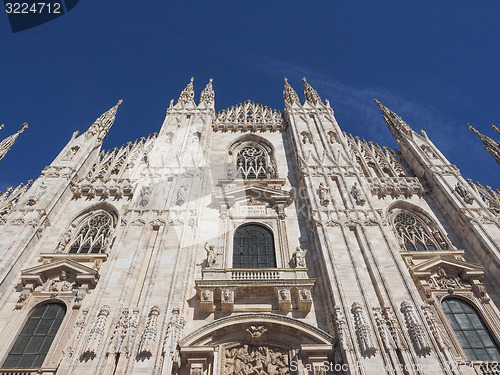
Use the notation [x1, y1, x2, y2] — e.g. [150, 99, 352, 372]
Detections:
[1, 1, 499, 190]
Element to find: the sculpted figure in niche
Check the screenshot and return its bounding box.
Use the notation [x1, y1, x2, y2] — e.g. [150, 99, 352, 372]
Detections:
[176, 185, 188, 206]
[351, 182, 366, 206]
[292, 246, 307, 268]
[204, 242, 217, 268]
[318, 182, 330, 207]
[454, 183, 474, 205]
[55, 230, 72, 253]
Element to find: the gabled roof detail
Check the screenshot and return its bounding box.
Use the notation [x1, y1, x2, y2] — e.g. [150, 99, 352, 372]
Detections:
[213, 100, 284, 132]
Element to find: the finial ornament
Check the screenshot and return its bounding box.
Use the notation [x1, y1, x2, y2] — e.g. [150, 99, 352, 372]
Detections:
[198, 78, 215, 106]
[283, 78, 300, 106]
[0, 123, 29, 163]
[468, 123, 500, 166]
[176, 77, 195, 105]
[302, 77, 323, 105]
[492, 124, 500, 135]
[86, 100, 123, 143]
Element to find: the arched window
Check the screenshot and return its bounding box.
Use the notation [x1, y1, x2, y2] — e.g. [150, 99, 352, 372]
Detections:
[2, 303, 66, 369]
[236, 146, 268, 179]
[69, 213, 113, 254]
[394, 212, 438, 251]
[233, 224, 276, 268]
[442, 298, 500, 361]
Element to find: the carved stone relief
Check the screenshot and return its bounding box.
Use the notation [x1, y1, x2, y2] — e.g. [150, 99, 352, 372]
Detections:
[223, 344, 289, 375]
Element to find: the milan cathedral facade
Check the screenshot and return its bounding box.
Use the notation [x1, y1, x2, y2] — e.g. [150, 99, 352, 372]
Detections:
[0, 78, 500, 375]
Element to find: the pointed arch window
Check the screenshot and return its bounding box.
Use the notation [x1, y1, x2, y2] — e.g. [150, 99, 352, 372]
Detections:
[442, 298, 500, 361]
[2, 303, 66, 369]
[394, 212, 439, 251]
[69, 213, 113, 254]
[233, 224, 276, 268]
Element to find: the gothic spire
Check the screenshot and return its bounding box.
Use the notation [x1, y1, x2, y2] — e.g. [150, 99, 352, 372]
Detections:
[86, 100, 123, 142]
[302, 77, 323, 105]
[374, 99, 413, 141]
[283, 78, 300, 107]
[468, 124, 500, 166]
[198, 78, 215, 107]
[0, 123, 28, 163]
[176, 77, 195, 106]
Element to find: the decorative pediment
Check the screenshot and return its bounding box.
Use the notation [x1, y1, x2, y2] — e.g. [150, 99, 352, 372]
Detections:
[409, 255, 484, 282]
[21, 258, 99, 289]
[213, 181, 293, 208]
[408, 255, 489, 303]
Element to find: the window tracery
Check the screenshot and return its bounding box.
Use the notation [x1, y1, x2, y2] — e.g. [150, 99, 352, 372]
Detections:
[393, 212, 439, 251]
[68, 213, 114, 254]
[442, 298, 500, 361]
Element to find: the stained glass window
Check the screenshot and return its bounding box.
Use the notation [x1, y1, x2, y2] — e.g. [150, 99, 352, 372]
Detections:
[442, 298, 500, 361]
[2, 303, 66, 369]
[233, 224, 276, 268]
[394, 212, 438, 251]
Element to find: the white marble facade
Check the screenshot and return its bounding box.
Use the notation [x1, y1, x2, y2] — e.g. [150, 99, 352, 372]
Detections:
[0, 77, 499, 375]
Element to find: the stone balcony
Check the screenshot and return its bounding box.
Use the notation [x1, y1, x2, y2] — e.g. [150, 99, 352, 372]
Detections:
[195, 268, 316, 314]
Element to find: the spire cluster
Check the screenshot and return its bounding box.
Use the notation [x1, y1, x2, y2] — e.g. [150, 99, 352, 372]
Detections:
[282, 77, 326, 107]
[174, 77, 215, 108]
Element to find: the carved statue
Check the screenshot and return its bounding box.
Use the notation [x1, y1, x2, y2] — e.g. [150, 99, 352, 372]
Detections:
[292, 246, 307, 268]
[455, 183, 474, 205]
[176, 185, 187, 206]
[56, 231, 72, 253]
[318, 182, 330, 207]
[204, 242, 217, 268]
[351, 182, 366, 206]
